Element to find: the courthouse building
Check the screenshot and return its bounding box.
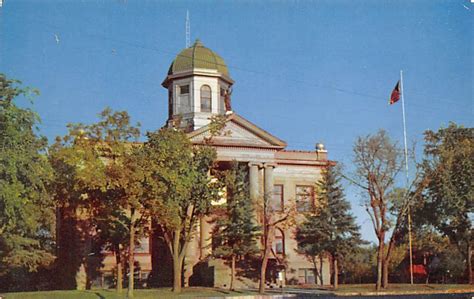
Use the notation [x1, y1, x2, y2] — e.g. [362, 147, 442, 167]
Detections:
[99, 39, 332, 287]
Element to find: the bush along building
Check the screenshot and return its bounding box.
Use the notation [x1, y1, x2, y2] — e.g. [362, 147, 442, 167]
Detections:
[62, 39, 334, 289]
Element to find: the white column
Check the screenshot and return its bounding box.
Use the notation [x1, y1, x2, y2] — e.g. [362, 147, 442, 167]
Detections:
[248, 162, 262, 223]
[263, 163, 276, 209]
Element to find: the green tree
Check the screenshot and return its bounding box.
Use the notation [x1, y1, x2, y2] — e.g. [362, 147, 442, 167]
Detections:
[340, 245, 376, 284]
[212, 162, 260, 290]
[142, 128, 220, 293]
[0, 74, 55, 291]
[50, 107, 144, 294]
[418, 123, 473, 284]
[296, 165, 362, 289]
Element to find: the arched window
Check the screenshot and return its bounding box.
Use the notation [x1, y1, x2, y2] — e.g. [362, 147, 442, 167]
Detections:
[200, 85, 212, 112]
[274, 228, 285, 255]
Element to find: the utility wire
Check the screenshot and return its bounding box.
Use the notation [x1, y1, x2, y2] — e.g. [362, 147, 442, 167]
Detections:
[2, 10, 469, 108]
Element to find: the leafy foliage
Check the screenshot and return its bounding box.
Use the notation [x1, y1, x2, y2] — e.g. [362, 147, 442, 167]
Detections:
[417, 123, 473, 283]
[141, 128, 220, 292]
[212, 162, 260, 289]
[0, 74, 55, 290]
[49, 107, 143, 291]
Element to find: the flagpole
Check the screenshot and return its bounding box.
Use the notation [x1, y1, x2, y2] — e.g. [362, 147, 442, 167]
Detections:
[400, 70, 414, 285]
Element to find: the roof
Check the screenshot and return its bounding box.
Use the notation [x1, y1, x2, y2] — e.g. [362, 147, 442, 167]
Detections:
[187, 113, 287, 149]
[168, 39, 229, 77]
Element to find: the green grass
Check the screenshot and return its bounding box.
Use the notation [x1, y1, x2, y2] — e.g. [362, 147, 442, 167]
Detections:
[334, 283, 474, 294]
[0, 288, 258, 299]
[2, 285, 473, 298]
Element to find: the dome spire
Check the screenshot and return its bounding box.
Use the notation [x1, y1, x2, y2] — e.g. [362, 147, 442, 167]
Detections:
[193, 38, 203, 47]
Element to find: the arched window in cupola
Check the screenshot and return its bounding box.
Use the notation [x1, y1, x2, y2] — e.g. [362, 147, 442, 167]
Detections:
[200, 85, 212, 113]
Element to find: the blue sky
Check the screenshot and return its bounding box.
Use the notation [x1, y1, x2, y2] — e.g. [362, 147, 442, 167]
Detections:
[1, 0, 472, 243]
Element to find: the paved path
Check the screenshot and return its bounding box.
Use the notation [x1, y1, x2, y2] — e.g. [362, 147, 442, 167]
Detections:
[225, 288, 473, 299]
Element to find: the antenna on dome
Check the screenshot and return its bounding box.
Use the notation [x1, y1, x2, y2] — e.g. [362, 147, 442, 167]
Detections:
[185, 10, 191, 48]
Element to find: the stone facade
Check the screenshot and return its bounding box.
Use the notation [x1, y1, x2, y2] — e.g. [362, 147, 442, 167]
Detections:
[97, 40, 333, 288]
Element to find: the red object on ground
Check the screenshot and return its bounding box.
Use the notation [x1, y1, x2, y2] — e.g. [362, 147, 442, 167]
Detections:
[412, 264, 427, 276]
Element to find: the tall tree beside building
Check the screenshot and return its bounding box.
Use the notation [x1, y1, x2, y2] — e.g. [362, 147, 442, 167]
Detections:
[350, 130, 418, 290]
[141, 128, 220, 293]
[212, 162, 260, 290]
[418, 123, 473, 284]
[258, 179, 295, 294]
[50, 107, 143, 294]
[296, 165, 362, 289]
[0, 74, 55, 291]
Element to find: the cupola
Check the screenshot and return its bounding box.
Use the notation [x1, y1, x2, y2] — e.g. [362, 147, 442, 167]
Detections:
[162, 40, 234, 132]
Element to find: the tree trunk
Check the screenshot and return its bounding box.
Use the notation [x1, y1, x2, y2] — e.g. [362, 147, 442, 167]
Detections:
[172, 228, 183, 293]
[259, 246, 269, 294]
[259, 226, 274, 294]
[383, 231, 398, 289]
[333, 257, 338, 290]
[376, 239, 384, 290]
[311, 258, 321, 286]
[127, 208, 136, 298]
[115, 245, 123, 293]
[382, 258, 389, 289]
[172, 255, 183, 293]
[467, 242, 473, 284]
[319, 255, 324, 285]
[230, 255, 236, 291]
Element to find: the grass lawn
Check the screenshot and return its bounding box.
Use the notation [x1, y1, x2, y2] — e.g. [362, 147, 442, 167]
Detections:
[334, 283, 474, 294]
[0, 287, 258, 299]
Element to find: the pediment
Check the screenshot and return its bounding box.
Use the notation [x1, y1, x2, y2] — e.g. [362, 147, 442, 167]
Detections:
[188, 113, 287, 149]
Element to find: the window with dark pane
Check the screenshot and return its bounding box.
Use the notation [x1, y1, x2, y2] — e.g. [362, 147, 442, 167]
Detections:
[296, 185, 314, 212]
[178, 84, 190, 114]
[272, 184, 284, 211]
[201, 85, 212, 112]
[274, 228, 285, 254]
[219, 87, 226, 113]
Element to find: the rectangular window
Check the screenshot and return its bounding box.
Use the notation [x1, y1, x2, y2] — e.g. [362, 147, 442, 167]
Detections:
[298, 269, 306, 284]
[298, 268, 316, 284]
[219, 88, 226, 113]
[179, 85, 190, 94]
[134, 237, 150, 254]
[271, 185, 284, 212]
[306, 269, 315, 284]
[296, 185, 314, 212]
[178, 84, 191, 114]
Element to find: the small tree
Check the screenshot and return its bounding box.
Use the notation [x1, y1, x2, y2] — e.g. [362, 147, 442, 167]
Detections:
[258, 180, 295, 294]
[142, 128, 220, 293]
[94, 207, 129, 292]
[297, 166, 362, 289]
[349, 130, 422, 290]
[212, 162, 260, 290]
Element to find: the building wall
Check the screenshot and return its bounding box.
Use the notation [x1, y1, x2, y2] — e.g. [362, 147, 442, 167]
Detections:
[170, 74, 230, 131]
[178, 155, 331, 287]
[273, 164, 330, 285]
